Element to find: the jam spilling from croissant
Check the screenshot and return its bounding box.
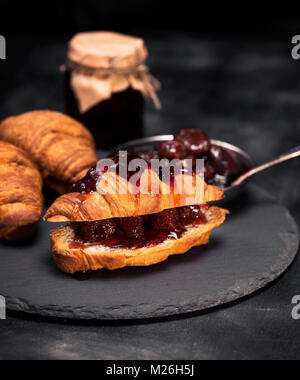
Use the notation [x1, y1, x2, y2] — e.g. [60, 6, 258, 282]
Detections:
[73, 205, 208, 250]
[72, 166, 100, 194]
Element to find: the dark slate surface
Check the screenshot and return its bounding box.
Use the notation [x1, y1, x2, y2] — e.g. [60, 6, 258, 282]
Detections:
[0, 185, 298, 320]
[0, 33, 299, 359]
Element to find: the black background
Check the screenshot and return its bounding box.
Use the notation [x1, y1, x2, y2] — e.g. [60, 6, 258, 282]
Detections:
[0, 1, 300, 360]
[0, 0, 299, 38]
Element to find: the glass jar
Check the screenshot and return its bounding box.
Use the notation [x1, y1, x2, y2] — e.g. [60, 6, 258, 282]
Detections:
[64, 32, 161, 150]
[65, 70, 145, 150]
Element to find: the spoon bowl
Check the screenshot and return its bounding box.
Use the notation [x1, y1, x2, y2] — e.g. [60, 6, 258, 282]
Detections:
[111, 135, 255, 196]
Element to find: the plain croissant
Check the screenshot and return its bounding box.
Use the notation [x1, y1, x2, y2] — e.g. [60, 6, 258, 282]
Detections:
[0, 110, 98, 194]
[0, 141, 44, 241]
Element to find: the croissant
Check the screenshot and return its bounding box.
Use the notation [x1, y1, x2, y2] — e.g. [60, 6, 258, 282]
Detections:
[45, 165, 228, 273]
[0, 141, 44, 241]
[44, 168, 224, 222]
[51, 206, 228, 273]
[0, 110, 98, 194]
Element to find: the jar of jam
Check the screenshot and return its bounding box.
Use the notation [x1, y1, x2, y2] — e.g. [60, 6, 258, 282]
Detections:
[63, 32, 161, 150]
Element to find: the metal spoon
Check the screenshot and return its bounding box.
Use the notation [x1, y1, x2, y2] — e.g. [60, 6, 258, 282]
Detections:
[230, 145, 300, 188]
[112, 136, 299, 196]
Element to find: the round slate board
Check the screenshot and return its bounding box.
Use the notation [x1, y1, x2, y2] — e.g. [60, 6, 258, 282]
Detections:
[0, 184, 298, 320]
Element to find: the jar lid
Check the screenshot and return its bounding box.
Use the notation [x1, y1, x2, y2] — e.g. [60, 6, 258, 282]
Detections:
[68, 31, 148, 70]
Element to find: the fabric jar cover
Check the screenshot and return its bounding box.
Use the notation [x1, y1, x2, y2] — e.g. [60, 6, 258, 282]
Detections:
[64, 31, 161, 113]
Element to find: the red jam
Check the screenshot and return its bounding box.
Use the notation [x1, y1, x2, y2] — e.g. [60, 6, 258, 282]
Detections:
[138, 129, 247, 188]
[158, 140, 186, 159]
[72, 193, 93, 218]
[73, 128, 247, 195]
[113, 152, 150, 181]
[175, 129, 211, 155]
[72, 166, 100, 194]
[72, 153, 150, 195]
[73, 206, 207, 250]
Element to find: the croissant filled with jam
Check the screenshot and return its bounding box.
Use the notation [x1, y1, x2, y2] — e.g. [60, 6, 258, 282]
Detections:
[45, 146, 229, 274]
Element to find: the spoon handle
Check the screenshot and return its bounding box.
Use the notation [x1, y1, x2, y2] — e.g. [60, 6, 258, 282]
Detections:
[232, 145, 300, 187]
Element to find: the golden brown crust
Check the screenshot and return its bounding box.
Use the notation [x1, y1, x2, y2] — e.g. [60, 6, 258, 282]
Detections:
[0, 110, 98, 194]
[0, 141, 44, 241]
[50, 206, 228, 273]
[44, 170, 224, 222]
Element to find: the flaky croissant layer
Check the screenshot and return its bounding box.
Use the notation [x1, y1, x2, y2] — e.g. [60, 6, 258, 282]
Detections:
[0, 110, 98, 194]
[44, 171, 224, 222]
[51, 206, 228, 273]
[0, 141, 44, 241]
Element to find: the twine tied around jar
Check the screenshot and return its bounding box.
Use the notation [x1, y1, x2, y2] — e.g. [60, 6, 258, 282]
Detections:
[61, 59, 162, 112]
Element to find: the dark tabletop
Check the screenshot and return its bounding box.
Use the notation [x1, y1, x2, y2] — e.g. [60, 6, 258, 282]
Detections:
[0, 32, 299, 360]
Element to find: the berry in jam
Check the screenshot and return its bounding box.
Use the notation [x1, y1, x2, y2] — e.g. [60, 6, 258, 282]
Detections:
[73, 205, 208, 250]
[153, 129, 246, 188]
[73, 129, 247, 194]
[204, 162, 215, 181]
[207, 146, 243, 186]
[158, 140, 186, 160]
[72, 152, 151, 194]
[208, 146, 242, 177]
[179, 206, 207, 225]
[117, 216, 145, 239]
[77, 219, 116, 242]
[175, 129, 211, 155]
[150, 209, 180, 231]
[72, 166, 100, 194]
